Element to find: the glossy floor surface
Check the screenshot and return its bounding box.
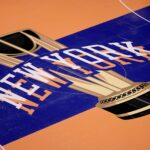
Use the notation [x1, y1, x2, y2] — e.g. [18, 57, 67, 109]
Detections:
[0, 0, 149, 150]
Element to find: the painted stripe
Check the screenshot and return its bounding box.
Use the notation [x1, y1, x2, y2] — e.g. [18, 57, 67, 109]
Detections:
[100, 87, 150, 108]
[117, 105, 150, 117]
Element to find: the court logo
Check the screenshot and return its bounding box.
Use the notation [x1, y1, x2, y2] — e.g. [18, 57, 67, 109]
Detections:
[0, 145, 5, 150]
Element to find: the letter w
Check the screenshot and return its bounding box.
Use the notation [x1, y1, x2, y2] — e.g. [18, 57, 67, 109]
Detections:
[14, 63, 67, 88]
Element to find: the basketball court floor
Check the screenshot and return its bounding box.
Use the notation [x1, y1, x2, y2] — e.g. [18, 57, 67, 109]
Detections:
[0, 1, 149, 150]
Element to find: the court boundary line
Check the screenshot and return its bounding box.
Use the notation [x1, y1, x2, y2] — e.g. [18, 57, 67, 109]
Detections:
[119, 0, 150, 23]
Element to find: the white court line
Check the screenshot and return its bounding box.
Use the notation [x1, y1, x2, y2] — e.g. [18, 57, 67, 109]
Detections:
[0, 145, 5, 150]
[119, 0, 150, 23]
